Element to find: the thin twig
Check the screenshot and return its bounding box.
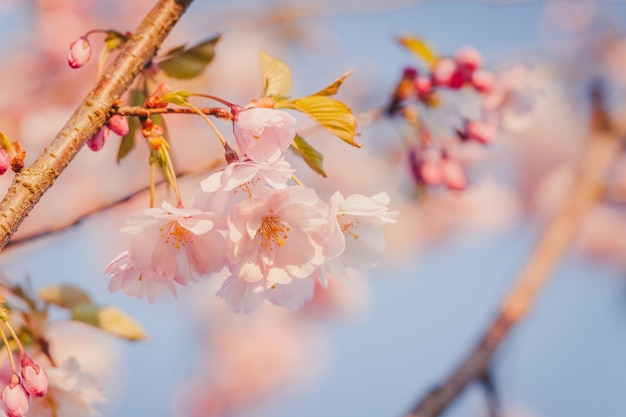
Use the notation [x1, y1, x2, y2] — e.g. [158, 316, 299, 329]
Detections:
[0, 0, 194, 250]
[406, 85, 621, 417]
[116, 106, 233, 120]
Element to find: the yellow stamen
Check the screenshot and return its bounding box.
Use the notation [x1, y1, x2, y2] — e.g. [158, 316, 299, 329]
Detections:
[339, 214, 360, 240]
[256, 213, 290, 251]
[160, 221, 193, 249]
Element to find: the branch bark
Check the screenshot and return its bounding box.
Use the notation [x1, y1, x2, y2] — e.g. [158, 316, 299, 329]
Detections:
[0, 0, 194, 250]
[406, 88, 621, 417]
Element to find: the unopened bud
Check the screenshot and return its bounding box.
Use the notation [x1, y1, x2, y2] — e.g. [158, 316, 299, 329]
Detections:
[67, 36, 91, 69]
[108, 115, 130, 136]
[0, 148, 10, 175]
[20, 355, 48, 398]
[414, 77, 433, 96]
[455, 46, 483, 72]
[441, 156, 467, 191]
[224, 143, 239, 164]
[409, 148, 442, 187]
[87, 126, 109, 151]
[432, 58, 464, 89]
[2, 374, 29, 417]
[465, 121, 496, 144]
[471, 70, 495, 93]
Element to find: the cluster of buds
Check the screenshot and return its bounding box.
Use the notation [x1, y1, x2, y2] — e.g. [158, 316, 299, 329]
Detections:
[0, 301, 48, 417]
[2, 355, 48, 417]
[87, 114, 130, 152]
[388, 44, 498, 192]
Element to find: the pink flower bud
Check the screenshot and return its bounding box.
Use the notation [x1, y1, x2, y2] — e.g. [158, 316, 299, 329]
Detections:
[2, 375, 29, 417]
[402, 66, 418, 79]
[432, 58, 464, 89]
[414, 77, 433, 96]
[465, 121, 496, 144]
[20, 355, 47, 398]
[470, 69, 495, 93]
[108, 115, 130, 136]
[0, 148, 10, 175]
[441, 157, 467, 191]
[409, 148, 442, 186]
[67, 36, 91, 69]
[455, 46, 483, 72]
[87, 126, 109, 151]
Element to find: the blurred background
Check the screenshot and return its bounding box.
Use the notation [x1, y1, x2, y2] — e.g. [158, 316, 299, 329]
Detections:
[2, 1, 626, 417]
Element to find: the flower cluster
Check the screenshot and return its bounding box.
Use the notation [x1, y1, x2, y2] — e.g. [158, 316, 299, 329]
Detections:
[388, 43, 498, 191]
[105, 106, 397, 312]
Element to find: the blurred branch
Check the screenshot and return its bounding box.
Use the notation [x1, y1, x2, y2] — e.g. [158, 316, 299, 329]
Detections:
[0, 0, 194, 251]
[3, 158, 223, 249]
[406, 84, 621, 417]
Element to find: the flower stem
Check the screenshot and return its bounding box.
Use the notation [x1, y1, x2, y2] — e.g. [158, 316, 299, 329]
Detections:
[188, 93, 237, 110]
[0, 326, 16, 373]
[184, 102, 227, 147]
[3, 322, 24, 355]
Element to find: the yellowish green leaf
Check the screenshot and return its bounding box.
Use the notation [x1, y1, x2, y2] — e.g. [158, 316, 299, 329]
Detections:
[291, 135, 326, 177]
[39, 285, 91, 309]
[312, 69, 353, 97]
[71, 304, 147, 341]
[279, 96, 361, 147]
[260, 51, 292, 98]
[397, 36, 438, 66]
[158, 35, 221, 80]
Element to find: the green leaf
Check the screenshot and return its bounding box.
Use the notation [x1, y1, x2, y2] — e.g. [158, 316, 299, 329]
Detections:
[397, 36, 438, 66]
[39, 285, 91, 309]
[158, 35, 221, 80]
[290, 135, 326, 177]
[260, 51, 292, 98]
[279, 96, 361, 147]
[72, 304, 147, 341]
[312, 69, 353, 97]
[162, 90, 190, 106]
[117, 89, 147, 163]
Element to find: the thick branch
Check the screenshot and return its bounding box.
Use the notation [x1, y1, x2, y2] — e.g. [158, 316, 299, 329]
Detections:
[0, 0, 194, 250]
[407, 95, 621, 417]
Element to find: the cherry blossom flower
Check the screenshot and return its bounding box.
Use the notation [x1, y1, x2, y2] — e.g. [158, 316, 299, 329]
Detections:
[218, 186, 329, 312]
[122, 201, 228, 285]
[321, 192, 398, 285]
[233, 107, 296, 163]
[195, 158, 295, 214]
[105, 251, 177, 302]
[87, 126, 109, 152]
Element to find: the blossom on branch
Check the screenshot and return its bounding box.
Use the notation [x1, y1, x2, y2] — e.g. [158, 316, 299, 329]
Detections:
[218, 186, 329, 312]
[233, 107, 296, 163]
[320, 192, 398, 285]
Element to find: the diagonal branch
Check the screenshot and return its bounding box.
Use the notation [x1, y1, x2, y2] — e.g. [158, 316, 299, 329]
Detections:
[0, 0, 194, 251]
[406, 86, 621, 417]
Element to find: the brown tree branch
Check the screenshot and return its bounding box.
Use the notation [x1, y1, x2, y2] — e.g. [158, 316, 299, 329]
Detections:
[406, 87, 621, 417]
[0, 0, 194, 251]
[116, 105, 233, 120]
